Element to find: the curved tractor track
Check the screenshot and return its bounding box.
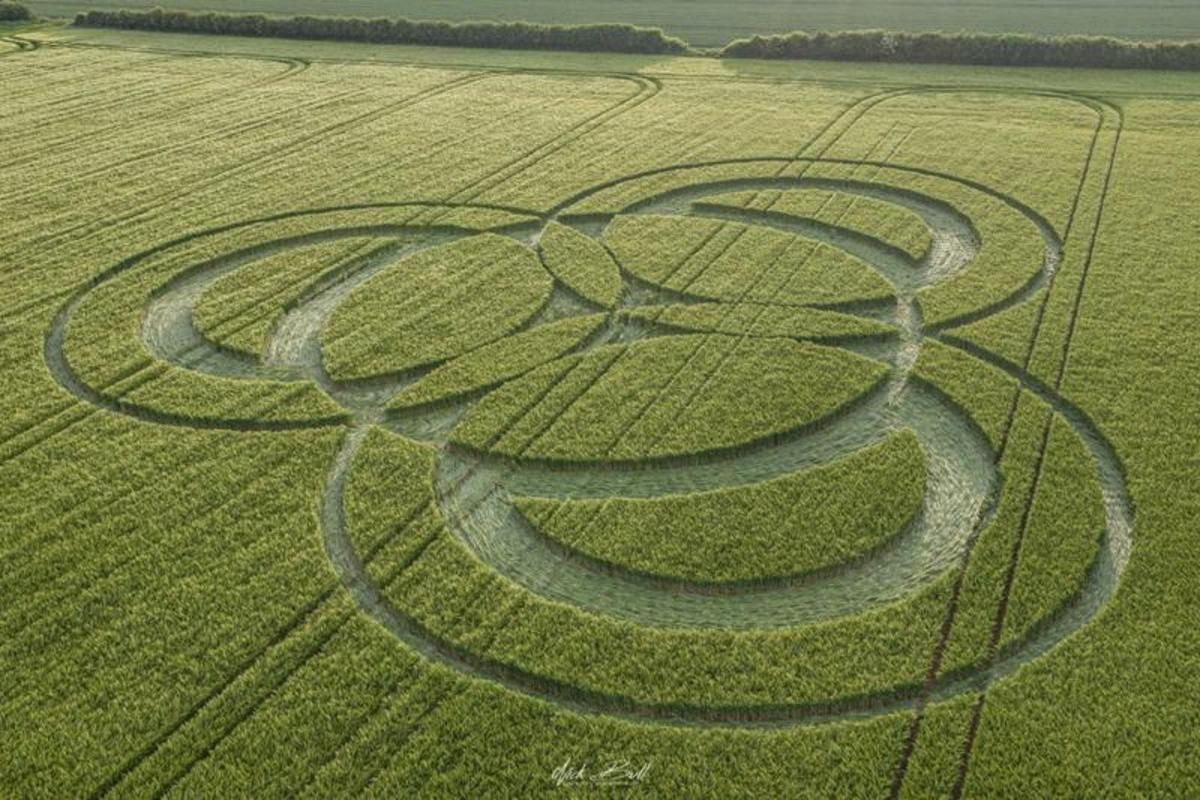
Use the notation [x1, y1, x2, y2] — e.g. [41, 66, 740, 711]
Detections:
[46, 156, 1132, 729]
[0, 35, 39, 55]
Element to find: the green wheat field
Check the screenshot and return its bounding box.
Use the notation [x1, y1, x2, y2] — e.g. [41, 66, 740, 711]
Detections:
[2, 19, 1198, 799]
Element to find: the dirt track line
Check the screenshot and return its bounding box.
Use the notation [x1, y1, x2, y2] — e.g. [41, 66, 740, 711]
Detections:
[30, 79, 444, 244]
[948, 100, 1124, 799]
[0, 440, 303, 648]
[518, 348, 630, 457]
[0, 73, 229, 162]
[0, 403, 101, 468]
[0, 83, 364, 208]
[32, 39, 308, 95]
[8, 71, 490, 261]
[473, 356, 580, 452]
[600, 333, 716, 457]
[0, 46, 305, 161]
[91, 479, 435, 798]
[600, 146, 910, 461]
[886, 92, 1116, 800]
[758, 143, 907, 302]
[427, 76, 657, 214]
[765, 91, 911, 206]
[0, 47, 180, 104]
[0, 36, 37, 54]
[316, 87, 556, 210]
[356, 682, 471, 797]
[85, 584, 344, 800]
[0, 351, 195, 465]
[891, 94, 1120, 799]
[644, 220, 727, 290]
[382, 71, 660, 232]
[0, 426, 258, 581]
[0, 432, 247, 596]
[677, 220, 763, 295]
[0, 287, 74, 329]
[1053, 113, 1124, 393]
[46, 38, 309, 83]
[0, 49, 206, 123]
[0, 64, 228, 132]
[297, 659, 422, 791]
[972, 99, 1111, 486]
[148, 606, 352, 799]
[744, 90, 900, 209]
[440, 74, 661, 213]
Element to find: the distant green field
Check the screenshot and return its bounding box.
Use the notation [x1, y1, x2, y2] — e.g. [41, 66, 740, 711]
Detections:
[3, 23, 1200, 799]
[26, 0, 1200, 46]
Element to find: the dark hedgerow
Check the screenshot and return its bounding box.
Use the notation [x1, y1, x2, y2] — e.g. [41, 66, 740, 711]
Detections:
[720, 29, 1200, 70]
[72, 7, 689, 55]
[0, 2, 33, 22]
[68, 9, 1200, 70]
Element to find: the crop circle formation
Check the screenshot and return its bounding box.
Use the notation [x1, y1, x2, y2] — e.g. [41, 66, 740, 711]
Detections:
[48, 159, 1132, 726]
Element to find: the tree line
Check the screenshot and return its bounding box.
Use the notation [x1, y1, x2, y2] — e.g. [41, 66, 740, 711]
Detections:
[0, 2, 32, 22]
[72, 8, 688, 54]
[720, 29, 1200, 70]
[68, 8, 1200, 70]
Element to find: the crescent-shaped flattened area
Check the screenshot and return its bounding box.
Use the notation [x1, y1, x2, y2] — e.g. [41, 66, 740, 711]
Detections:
[697, 188, 934, 263]
[449, 333, 889, 462]
[322, 234, 552, 381]
[513, 429, 927, 586]
[605, 214, 895, 307]
[193, 236, 386, 361]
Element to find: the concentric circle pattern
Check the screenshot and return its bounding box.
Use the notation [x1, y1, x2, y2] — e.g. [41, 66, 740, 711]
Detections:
[47, 160, 1132, 726]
